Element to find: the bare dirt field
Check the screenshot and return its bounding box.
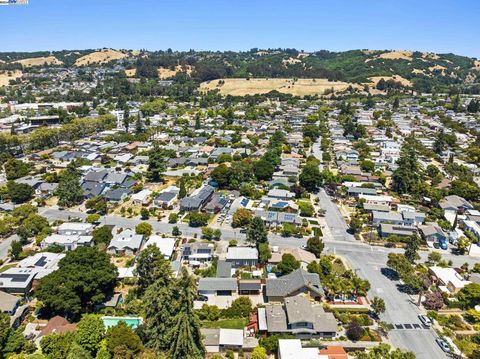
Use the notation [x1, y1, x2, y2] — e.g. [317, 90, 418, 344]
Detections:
[158, 65, 193, 79]
[0, 70, 22, 86]
[377, 50, 413, 61]
[74, 49, 128, 66]
[428, 65, 446, 75]
[200, 78, 357, 96]
[125, 69, 137, 77]
[474, 61, 480, 69]
[14, 56, 63, 67]
[368, 75, 412, 87]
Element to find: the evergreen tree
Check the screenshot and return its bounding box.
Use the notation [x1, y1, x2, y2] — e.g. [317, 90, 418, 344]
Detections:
[392, 97, 400, 110]
[75, 314, 105, 356]
[135, 113, 143, 135]
[178, 179, 187, 199]
[246, 216, 268, 247]
[55, 164, 84, 207]
[146, 146, 166, 182]
[405, 235, 420, 264]
[392, 141, 420, 194]
[135, 245, 173, 294]
[168, 268, 205, 359]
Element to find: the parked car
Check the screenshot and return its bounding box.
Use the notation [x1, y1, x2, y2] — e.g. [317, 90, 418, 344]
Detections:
[301, 244, 308, 250]
[439, 238, 448, 250]
[436, 337, 451, 353]
[197, 294, 209, 302]
[418, 314, 432, 327]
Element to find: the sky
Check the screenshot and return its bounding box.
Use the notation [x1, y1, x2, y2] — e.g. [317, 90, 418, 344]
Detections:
[0, 0, 479, 57]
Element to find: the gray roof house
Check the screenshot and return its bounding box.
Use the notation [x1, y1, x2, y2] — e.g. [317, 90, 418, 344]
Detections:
[266, 269, 324, 302]
[225, 247, 258, 268]
[439, 195, 474, 213]
[198, 278, 238, 296]
[180, 185, 214, 212]
[263, 296, 337, 338]
[107, 229, 144, 256]
[104, 187, 131, 202]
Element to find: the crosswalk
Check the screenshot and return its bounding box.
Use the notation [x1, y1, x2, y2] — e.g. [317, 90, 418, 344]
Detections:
[392, 323, 430, 330]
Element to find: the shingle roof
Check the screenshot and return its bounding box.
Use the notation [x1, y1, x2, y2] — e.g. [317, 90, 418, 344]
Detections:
[198, 278, 237, 291]
[266, 269, 323, 298]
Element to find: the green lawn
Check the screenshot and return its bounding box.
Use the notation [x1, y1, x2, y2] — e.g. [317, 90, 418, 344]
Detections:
[201, 318, 248, 330]
[0, 264, 16, 273]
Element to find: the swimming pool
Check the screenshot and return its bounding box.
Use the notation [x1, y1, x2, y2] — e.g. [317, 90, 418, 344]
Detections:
[101, 316, 143, 329]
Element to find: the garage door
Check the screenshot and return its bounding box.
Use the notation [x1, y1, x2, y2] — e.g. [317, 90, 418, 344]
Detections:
[217, 290, 232, 296]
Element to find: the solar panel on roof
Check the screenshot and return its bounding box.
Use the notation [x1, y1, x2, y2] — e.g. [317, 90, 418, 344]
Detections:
[0, 273, 31, 282]
[34, 256, 48, 267]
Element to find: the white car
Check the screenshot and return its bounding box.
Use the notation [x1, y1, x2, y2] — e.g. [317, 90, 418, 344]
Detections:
[435, 337, 451, 353]
[418, 314, 432, 327]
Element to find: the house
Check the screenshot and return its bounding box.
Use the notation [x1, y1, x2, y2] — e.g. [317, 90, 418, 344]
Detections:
[198, 278, 238, 296]
[181, 242, 214, 264]
[104, 187, 131, 202]
[201, 328, 258, 353]
[41, 234, 94, 251]
[263, 296, 337, 338]
[0, 291, 28, 328]
[379, 224, 417, 238]
[319, 346, 348, 359]
[216, 260, 233, 278]
[347, 187, 377, 197]
[463, 220, 480, 241]
[180, 185, 214, 211]
[131, 189, 152, 205]
[225, 247, 258, 268]
[37, 316, 77, 341]
[429, 266, 471, 294]
[204, 194, 229, 214]
[269, 248, 316, 269]
[359, 194, 393, 208]
[267, 189, 296, 200]
[372, 211, 404, 225]
[439, 195, 474, 214]
[238, 279, 262, 295]
[143, 236, 176, 259]
[278, 339, 323, 359]
[107, 229, 144, 256]
[419, 224, 447, 243]
[0, 268, 37, 295]
[58, 222, 94, 236]
[266, 269, 324, 302]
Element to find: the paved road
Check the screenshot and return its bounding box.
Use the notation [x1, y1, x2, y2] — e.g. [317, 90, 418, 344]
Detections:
[318, 189, 354, 241]
[0, 234, 17, 261]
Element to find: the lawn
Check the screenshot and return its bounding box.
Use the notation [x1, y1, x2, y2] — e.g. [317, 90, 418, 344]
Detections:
[201, 318, 248, 330]
[0, 264, 16, 273]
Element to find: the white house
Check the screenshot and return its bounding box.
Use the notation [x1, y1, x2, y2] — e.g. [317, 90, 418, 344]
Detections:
[143, 236, 176, 259]
[57, 223, 94, 236]
[131, 189, 152, 205]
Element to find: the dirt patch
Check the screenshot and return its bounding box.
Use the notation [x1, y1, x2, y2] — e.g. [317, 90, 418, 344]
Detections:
[422, 52, 440, 60]
[282, 57, 301, 66]
[125, 69, 137, 77]
[474, 61, 480, 70]
[428, 65, 446, 75]
[378, 50, 413, 61]
[74, 49, 128, 66]
[14, 56, 63, 67]
[157, 65, 193, 79]
[0, 70, 22, 86]
[368, 75, 412, 87]
[412, 68, 428, 76]
[200, 78, 358, 97]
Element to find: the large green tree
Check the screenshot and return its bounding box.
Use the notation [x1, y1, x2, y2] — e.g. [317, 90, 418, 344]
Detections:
[55, 165, 84, 207]
[146, 146, 166, 182]
[392, 141, 421, 195]
[75, 314, 105, 356]
[36, 247, 118, 318]
[168, 268, 205, 359]
[299, 163, 322, 192]
[135, 245, 173, 294]
[246, 216, 268, 247]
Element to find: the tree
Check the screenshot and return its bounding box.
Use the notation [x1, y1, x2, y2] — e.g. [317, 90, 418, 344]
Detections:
[392, 141, 421, 195]
[4, 159, 32, 180]
[371, 297, 386, 316]
[140, 207, 150, 220]
[210, 164, 230, 188]
[212, 229, 222, 241]
[168, 268, 205, 359]
[246, 216, 268, 246]
[393, 97, 400, 110]
[92, 226, 113, 245]
[146, 147, 166, 182]
[9, 240, 22, 260]
[251, 346, 267, 359]
[86, 214, 100, 224]
[346, 320, 364, 341]
[306, 236, 324, 258]
[404, 235, 420, 264]
[223, 297, 252, 318]
[76, 315, 105, 356]
[427, 251, 442, 264]
[7, 181, 34, 204]
[40, 332, 77, 359]
[277, 254, 300, 274]
[188, 212, 210, 227]
[386, 253, 413, 277]
[135, 245, 173, 293]
[16, 213, 50, 242]
[135, 222, 152, 237]
[423, 291, 444, 310]
[172, 226, 181, 236]
[252, 159, 275, 181]
[0, 312, 10, 354]
[232, 208, 253, 228]
[201, 227, 214, 240]
[458, 283, 480, 309]
[299, 163, 321, 192]
[105, 321, 143, 357]
[178, 180, 187, 199]
[360, 160, 375, 173]
[349, 217, 363, 234]
[55, 166, 84, 207]
[298, 201, 315, 217]
[36, 247, 118, 318]
[258, 242, 271, 264]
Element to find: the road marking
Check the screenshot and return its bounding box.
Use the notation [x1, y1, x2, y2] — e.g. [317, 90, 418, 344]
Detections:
[376, 288, 384, 293]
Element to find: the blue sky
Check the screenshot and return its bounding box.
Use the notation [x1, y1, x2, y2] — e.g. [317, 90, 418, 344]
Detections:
[1, 0, 479, 57]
